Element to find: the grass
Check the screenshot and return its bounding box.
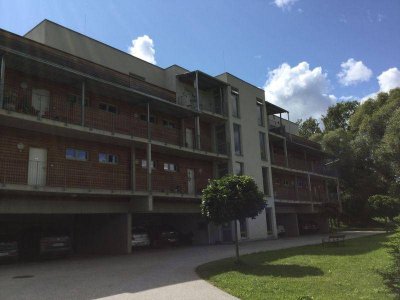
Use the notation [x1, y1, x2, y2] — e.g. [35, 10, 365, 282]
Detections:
[197, 234, 398, 300]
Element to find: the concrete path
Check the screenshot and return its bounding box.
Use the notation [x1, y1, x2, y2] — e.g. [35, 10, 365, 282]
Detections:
[0, 231, 381, 300]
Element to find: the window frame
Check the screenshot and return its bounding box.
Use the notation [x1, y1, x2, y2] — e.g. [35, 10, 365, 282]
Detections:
[256, 99, 264, 126]
[259, 131, 267, 160]
[231, 88, 240, 118]
[233, 123, 242, 156]
[99, 152, 118, 164]
[65, 148, 89, 161]
[234, 161, 244, 175]
[99, 102, 117, 114]
[163, 162, 178, 172]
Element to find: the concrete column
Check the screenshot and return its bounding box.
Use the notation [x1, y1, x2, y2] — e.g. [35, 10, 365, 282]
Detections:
[283, 139, 289, 167]
[267, 166, 278, 238]
[131, 145, 136, 192]
[146, 143, 152, 193]
[147, 102, 151, 141]
[195, 115, 201, 150]
[81, 81, 85, 126]
[0, 55, 5, 109]
[294, 175, 299, 201]
[180, 118, 185, 147]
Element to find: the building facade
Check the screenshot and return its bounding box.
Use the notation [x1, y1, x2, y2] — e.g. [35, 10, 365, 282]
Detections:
[0, 20, 339, 254]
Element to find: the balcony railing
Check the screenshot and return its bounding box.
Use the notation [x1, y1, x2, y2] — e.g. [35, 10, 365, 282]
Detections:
[0, 159, 130, 191]
[2, 85, 227, 156]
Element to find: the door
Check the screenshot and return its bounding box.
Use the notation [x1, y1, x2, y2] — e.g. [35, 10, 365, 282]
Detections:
[185, 128, 194, 148]
[31, 89, 50, 116]
[187, 168, 195, 195]
[28, 147, 47, 186]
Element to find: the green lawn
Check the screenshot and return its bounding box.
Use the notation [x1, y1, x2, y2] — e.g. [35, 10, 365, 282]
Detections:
[197, 234, 397, 300]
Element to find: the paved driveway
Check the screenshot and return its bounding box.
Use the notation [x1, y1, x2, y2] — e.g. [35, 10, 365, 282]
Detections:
[0, 231, 380, 300]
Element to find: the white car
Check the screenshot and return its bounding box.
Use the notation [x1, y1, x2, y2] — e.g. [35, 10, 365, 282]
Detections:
[132, 227, 150, 248]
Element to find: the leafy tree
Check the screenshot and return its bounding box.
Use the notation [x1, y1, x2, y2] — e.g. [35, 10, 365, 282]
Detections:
[297, 117, 322, 139]
[322, 101, 359, 131]
[201, 175, 265, 262]
[368, 195, 400, 221]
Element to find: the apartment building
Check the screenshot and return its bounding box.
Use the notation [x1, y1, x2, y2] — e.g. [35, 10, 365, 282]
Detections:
[0, 20, 339, 254]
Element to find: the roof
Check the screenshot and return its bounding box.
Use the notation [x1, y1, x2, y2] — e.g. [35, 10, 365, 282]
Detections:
[265, 101, 288, 115]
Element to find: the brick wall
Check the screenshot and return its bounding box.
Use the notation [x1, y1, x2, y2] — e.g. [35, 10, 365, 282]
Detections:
[4, 68, 215, 150]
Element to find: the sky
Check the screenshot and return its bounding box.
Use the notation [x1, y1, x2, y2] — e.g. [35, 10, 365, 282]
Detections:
[0, 0, 399, 120]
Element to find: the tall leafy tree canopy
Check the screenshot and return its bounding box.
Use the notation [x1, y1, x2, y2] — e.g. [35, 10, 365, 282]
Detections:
[297, 117, 322, 139]
[301, 88, 400, 223]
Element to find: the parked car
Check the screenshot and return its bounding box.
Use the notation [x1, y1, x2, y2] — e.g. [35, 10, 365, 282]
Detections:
[0, 235, 18, 261]
[148, 225, 181, 247]
[277, 225, 286, 236]
[39, 230, 72, 257]
[132, 226, 151, 248]
[300, 221, 320, 234]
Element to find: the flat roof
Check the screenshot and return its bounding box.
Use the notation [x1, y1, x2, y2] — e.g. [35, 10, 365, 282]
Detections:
[265, 102, 288, 115]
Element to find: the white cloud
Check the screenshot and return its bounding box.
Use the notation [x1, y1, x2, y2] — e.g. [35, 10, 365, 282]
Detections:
[128, 35, 156, 64]
[264, 62, 336, 121]
[377, 67, 400, 92]
[337, 58, 372, 86]
[274, 0, 298, 9]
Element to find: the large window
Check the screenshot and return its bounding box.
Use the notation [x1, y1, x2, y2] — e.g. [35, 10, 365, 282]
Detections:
[256, 99, 264, 126]
[99, 153, 118, 164]
[262, 167, 270, 196]
[259, 132, 267, 160]
[233, 123, 242, 155]
[164, 163, 178, 172]
[140, 159, 156, 169]
[99, 102, 117, 114]
[234, 162, 244, 175]
[231, 88, 240, 118]
[66, 148, 88, 161]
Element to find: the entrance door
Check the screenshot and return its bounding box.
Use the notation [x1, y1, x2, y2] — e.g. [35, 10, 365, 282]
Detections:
[187, 168, 195, 195]
[185, 128, 193, 148]
[28, 147, 47, 186]
[31, 89, 50, 116]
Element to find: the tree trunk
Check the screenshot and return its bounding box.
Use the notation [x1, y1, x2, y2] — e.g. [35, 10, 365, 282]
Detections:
[234, 219, 240, 263]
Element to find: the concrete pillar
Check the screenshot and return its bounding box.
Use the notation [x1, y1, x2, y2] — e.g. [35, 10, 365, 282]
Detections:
[283, 139, 289, 167]
[195, 115, 201, 150]
[81, 81, 85, 126]
[294, 175, 299, 201]
[0, 55, 5, 109]
[267, 166, 278, 238]
[131, 145, 136, 192]
[146, 143, 152, 193]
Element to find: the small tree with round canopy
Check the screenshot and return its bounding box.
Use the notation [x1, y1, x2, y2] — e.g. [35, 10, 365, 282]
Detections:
[201, 175, 266, 262]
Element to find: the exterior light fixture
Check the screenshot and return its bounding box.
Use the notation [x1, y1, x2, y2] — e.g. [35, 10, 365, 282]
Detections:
[17, 143, 25, 152]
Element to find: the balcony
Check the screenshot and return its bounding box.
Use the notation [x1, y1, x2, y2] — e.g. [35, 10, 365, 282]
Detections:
[1, 84, 229, 158]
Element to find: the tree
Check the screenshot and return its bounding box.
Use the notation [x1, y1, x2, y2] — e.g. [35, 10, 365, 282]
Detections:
[322, 101, 359, 131]
[368, 195, 400, 221]
[297, 117, 322, 139]
[201, 175, 265, 262]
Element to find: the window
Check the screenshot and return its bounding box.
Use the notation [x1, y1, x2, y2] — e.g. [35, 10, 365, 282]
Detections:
[262, 167, 270, 196]
[163, 163, 178, 172]
[141, 159, 156, 169]
[67, 94, 90, 107]
[259, 132, 267, 160]
[233, 123, 242, 155]
[99, 102, 117, 114]
[163, 120, 176, 129]
[231, 88, 240, 118]
[66, 148, 88, 161]
[99, 153, 118, 164]
[217, 163, 228, 178]
[234, 162, 244, 175]
[256, 99, 264, 126]
[140, 114, 157, 124]
[283, 179, 290, 186]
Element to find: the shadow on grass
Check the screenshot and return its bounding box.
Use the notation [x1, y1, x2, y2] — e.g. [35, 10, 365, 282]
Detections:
[197, 234, 389, 281]
[197, 260, 324, 279]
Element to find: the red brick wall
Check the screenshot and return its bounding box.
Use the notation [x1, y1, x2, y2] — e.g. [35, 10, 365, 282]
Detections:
[135, 150, 213, 194]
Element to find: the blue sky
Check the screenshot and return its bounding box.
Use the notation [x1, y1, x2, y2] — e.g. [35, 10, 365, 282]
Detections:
[1, 0, 399, 120]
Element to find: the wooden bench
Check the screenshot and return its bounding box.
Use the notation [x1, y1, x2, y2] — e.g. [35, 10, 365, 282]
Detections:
[322, 234, 346, 247]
